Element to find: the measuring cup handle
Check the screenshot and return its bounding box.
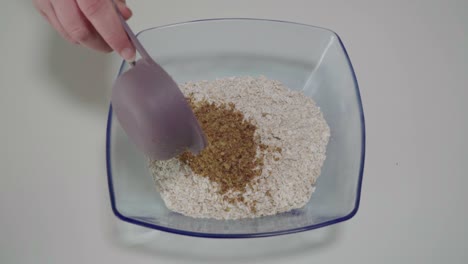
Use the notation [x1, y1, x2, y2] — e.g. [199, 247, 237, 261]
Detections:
[111, 0, 152, 61]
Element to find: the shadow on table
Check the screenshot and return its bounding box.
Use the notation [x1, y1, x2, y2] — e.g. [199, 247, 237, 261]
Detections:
[43, 31, 115, 115]
[108, 218, 342, 262]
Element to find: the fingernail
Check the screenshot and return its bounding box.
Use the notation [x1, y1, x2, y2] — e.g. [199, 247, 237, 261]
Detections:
[121, 48, 135, 61]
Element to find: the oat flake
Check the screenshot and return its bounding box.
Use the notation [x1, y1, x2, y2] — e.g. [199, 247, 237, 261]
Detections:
[149, 76, 330, 220]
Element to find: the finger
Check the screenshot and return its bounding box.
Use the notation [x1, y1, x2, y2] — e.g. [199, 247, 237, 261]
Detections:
[34, 0, 76, 44]
[116, 0, 132, 20]
[51, 0, 112, 52]
[77, 0, 135, 60]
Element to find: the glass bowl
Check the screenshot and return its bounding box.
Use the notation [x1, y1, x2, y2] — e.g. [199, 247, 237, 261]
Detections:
[106, 18, 365, 238]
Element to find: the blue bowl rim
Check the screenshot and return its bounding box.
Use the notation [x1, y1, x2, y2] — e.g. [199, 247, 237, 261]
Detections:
[106, 17, 366, 239]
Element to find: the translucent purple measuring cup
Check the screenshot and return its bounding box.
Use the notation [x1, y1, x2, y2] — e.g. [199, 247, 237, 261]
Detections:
[110, 2, 207, 160]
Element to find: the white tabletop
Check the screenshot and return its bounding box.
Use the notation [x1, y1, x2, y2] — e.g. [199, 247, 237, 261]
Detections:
[1, 0, 467, 263]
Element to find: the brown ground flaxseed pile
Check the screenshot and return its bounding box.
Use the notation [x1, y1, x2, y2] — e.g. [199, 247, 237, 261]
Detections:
[179, 97, 264, 194]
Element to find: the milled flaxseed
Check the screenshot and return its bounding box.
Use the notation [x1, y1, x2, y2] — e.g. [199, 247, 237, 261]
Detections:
[179, 98, 265, 195]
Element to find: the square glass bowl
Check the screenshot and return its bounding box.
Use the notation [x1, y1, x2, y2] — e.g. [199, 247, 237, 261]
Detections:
[106, 18, 365, 238]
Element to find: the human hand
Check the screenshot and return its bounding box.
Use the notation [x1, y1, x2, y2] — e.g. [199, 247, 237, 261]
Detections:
[33, 0, 136, 61]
